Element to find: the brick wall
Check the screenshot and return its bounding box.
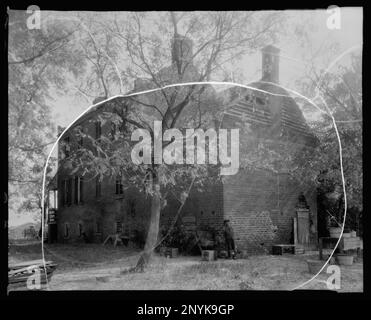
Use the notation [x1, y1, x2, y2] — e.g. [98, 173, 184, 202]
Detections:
[222, 168, 317, 254]
[159, 181, 224, 234]
[55, 95, 317, 253]
[57, 166, 317, 253]
[56, 173, 151, 243]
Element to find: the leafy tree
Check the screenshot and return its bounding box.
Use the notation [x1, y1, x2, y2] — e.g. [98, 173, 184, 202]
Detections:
[61, 11, 285, 270]
[8, 10, 84, 221]
[293, 52, 362, 229]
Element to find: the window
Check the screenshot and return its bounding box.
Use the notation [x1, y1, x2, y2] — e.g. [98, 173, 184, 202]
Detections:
[64, 223, 70, 238]
[62, 180, 67, 206]
[116, 221, 123, 234]
[96, 177, 101, 198]
[78, 223, 83, 237]
[66, 178, 72, 205]
[49, 189, 58, 209]
[95, 220, 102, 234]
[74, 126, 84, 149]
[54, 190, 58, 209]
[95, 121, 101, 139]
[255, 97, 266, 106]
[63, 137, 71, 158]
[128, 199, 136, 217]
[115, 177, 123, 195]
[74, 176, 84, 204]
[244, 94, 254, 104]
[74, 177, 78, 204]
[79, 177, 84, 202]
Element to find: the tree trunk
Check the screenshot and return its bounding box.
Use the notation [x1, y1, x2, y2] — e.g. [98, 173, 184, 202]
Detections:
[133, 178, 161, 272]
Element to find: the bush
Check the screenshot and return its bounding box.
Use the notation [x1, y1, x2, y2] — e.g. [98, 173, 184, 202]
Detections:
[132, 229, 146, 249]
[161, 224, 187, 251]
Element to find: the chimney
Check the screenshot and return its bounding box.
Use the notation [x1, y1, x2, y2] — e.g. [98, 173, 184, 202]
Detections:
[261, 45, 280, 84]
[171, 34, 193, 66]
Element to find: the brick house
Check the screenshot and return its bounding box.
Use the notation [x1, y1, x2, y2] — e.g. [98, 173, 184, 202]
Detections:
[49, 38, 318, 254]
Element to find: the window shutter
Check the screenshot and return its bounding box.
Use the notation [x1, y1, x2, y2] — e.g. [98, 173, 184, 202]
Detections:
[96, 177, 101, 197]
[80, 177, 84, 203]
[74, 177, 79, 204]
[67, 178, 72, 205]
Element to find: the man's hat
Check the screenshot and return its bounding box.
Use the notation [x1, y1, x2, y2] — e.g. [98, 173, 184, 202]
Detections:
[224, 219, 230, 223]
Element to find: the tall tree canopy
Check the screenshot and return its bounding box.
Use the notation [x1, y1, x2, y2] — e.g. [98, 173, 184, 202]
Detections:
[54, 11, 285, 269]
[293, 52, 362, 227]
[8, 10, 84, 219]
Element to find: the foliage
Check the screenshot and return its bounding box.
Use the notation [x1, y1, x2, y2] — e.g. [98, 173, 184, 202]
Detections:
[54, 11, 286, 267]
[160, 224, 188, 249]
[8, 10, 83, 220]
[293, 53, 362, 215]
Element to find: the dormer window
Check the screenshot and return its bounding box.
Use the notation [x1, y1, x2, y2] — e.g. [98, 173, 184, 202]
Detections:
[255, 97, 266, 105]
[63, 137, 70, 158]
[244, 94, 254, 104]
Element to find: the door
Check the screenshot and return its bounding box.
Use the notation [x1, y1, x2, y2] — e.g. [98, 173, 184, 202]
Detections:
[297, 209, 310, 245]
[48, 224, 58, 243]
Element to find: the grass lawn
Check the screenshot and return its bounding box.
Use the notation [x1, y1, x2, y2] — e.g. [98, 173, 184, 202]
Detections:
[8, 241, 363, 292]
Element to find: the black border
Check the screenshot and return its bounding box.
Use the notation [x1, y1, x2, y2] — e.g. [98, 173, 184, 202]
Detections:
[1, 0, 369, 306]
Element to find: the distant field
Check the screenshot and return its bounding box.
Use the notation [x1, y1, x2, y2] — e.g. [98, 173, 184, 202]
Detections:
[8, 241, 363, 292]
[9, 222, 41, 240]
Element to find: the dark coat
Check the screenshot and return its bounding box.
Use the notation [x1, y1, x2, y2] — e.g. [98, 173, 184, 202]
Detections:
[224, 224, 234, 239]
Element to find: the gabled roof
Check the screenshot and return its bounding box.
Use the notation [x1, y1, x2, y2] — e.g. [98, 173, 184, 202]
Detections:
[222, 81, 317, 145]
[280, 97, 314, 139]
[224, 85, 272, 126]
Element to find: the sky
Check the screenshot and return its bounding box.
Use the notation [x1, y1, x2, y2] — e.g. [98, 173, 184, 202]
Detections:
[46, 8, 363, 129]
[9, 8, 363, 226]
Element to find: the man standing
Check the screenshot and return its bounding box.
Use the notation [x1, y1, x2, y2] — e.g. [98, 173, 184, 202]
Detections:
[223, 220, 236, 259]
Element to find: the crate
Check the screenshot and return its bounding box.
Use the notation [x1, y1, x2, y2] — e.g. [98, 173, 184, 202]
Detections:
[159, 247, 167, 256]
[272, 244, 295, 255]
[8, 260, 57, 291]
[201, 250, 216, 261]
[294, 246, 305, 255]
[218, 250, 228, 259]
[165, 247, 178, 258]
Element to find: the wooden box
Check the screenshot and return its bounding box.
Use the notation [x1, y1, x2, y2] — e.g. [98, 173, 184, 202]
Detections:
[165, 247, 178, 258]
[201, 250, 216, 261]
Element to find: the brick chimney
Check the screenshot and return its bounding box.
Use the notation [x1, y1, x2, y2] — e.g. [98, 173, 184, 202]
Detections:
[171, 34, 193, 66]
[261, 45, 280, 84]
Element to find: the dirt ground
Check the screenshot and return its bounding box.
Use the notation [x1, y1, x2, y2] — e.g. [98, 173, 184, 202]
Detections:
[8, 241, 363, 292]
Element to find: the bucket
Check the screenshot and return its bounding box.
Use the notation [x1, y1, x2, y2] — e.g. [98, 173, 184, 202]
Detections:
[342, 233, 351, 238]
[336, 254, 354, 266]
[201, 250, 216, 261]
[307, 260, 326, 274]
[329, 227, 342, 238]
